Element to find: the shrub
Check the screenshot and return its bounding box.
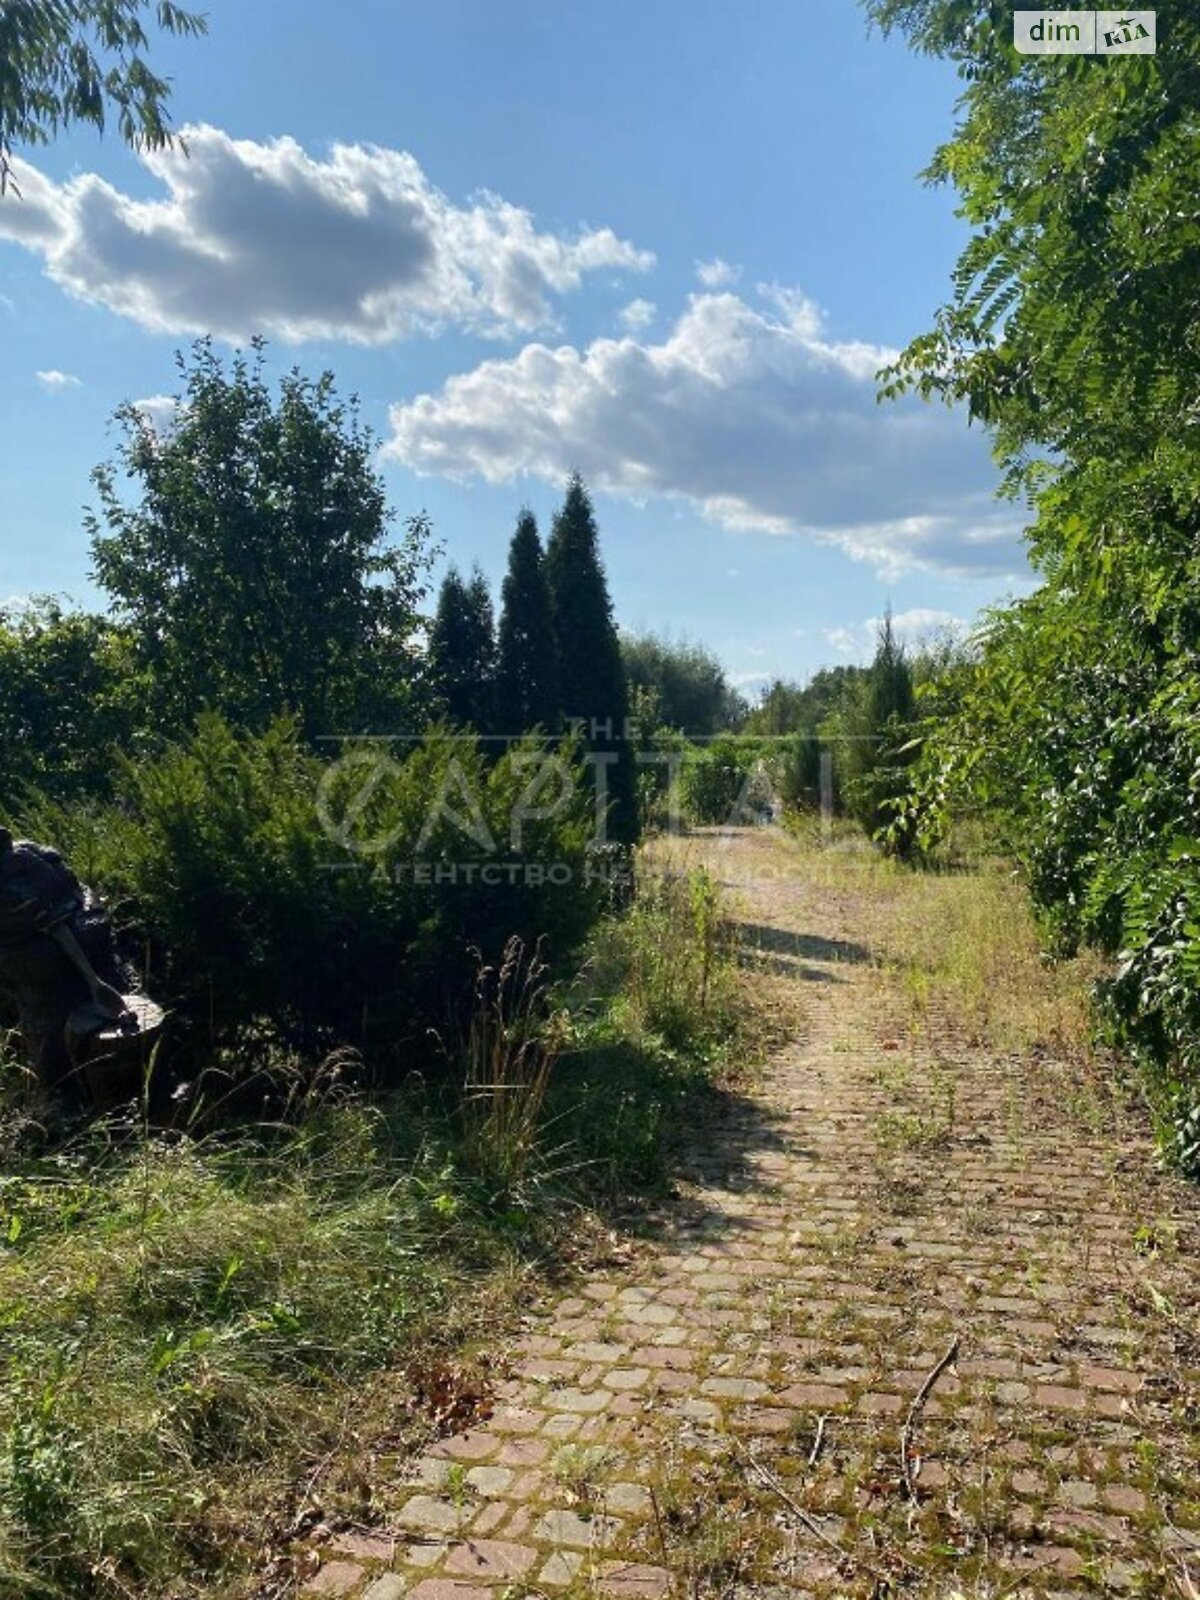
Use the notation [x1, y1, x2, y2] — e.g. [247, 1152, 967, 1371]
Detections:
[682, 738, 772, 826]
[4, 716, 602, 1080]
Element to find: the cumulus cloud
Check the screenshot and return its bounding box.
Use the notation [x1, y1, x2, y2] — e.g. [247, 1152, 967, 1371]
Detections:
[35, 368, 81, 390]
[823, 609, 970, 661]
[384, 287, 1026, 580]
[131, 393, 180, 432]
[868, 607, 968, 642]
[0, 125, 654, 344]
[618, 297, 656, 332]
[696, 256, 740, 288]
[823, 626, 860, 657]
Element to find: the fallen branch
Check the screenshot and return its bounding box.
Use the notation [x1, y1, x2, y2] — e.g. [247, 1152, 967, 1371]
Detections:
[734, 1438, 906, 1587]
[900, 1334, 960, 1500]
[807, 1413, 827, 1469]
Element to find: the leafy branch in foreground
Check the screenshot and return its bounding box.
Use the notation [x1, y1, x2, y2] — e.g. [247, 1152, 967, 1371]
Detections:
[0, 1, 207, 193]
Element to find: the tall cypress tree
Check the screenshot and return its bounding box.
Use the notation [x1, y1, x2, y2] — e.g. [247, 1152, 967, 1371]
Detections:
[427, 563, 496, 730]
[544, 476, 638, 844]
[495, 510, 559, 735]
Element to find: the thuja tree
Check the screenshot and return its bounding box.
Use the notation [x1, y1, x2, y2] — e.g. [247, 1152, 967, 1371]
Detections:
[428, 564, 497, 731]
[495, 509, 559, 735]
[545, 476, 638, 845]
[89, 339, 432, 741]
[868, 0, 1200, 1164]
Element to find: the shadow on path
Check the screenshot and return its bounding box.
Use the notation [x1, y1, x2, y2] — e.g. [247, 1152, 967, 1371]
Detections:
[732, 919, 873, 982]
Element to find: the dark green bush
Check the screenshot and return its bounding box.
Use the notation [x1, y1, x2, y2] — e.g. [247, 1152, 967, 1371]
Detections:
[681, 738, 772, 825]
[5, 716, 602, 1078]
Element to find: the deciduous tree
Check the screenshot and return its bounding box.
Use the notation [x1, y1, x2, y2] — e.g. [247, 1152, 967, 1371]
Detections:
[89, 338, 432, 740]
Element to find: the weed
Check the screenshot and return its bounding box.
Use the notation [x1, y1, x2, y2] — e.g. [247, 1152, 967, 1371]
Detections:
[552, 1444, 618, 1511]
[457, 935, 567, 1196]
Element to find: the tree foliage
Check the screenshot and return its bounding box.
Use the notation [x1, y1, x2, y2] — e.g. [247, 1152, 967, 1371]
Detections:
[0, 598, 142, 800]
[744, 667, 867, 738]
[495, 510, 559, 735]
[0, 0, 206, 192]
[545, 475, 637, 844]
[868, 0, 1200, 1162]
[428, 564, 497, 732]
[88, 339, 432, 741]
[620, 632, 743, 736]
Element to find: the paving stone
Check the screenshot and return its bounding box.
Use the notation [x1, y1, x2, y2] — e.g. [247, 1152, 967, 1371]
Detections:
[332, 1531, 397, 1560]
[543, 1386, 611, 1414]
[303, 1562, 366, 1596]
[776, 1381, 849, 1409]
[1103, 1484, 1148, 1514]
[606, 1481, 652, 1514]
[397, 1496, 465, 1536]
[464, 1466, 513, 1497]
[364, 1580, 408, 1600]
[699, 1376, 768, 1401]
[443, 1540, 538, 1580]
[289, 831, 1200, 1600]
[596, 1561, 671, 1598]
[534, 1509, 620, 1547]
[402, 1542, 449, 1570]
[607, 1366, 651, 1390]
[408, 1582, 494, 1600]
[429, 1433, 500, 1462]
[538, 1551, 584, 1587]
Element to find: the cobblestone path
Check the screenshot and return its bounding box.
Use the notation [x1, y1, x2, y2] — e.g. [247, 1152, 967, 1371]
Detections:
[302, 828, 1200, 1600]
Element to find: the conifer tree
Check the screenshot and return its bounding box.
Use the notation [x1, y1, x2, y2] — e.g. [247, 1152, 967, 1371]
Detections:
[427, 564, 496, 730]
[495, 510, 559, 734]
[544, 476, 638, 844]
[843, 608, 917, 848]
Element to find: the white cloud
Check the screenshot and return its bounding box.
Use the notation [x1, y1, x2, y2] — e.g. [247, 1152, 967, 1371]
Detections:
[822, 626, 861, 657]
[867, 607, 968, 642]
[618, 297, 656, 332]
[0, 125, 654, 344]
[131, 393, 180, 432]
[696, 256, 740, 289]
[35, 368, 81, 390]
[384, 287, 1026, 580]
[823, 609, 971, 662]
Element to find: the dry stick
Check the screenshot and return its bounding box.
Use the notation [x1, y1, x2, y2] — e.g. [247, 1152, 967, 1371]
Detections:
[900, 1334, 960, 1501]
[733, 1439, 906, 1587]
[807, 1412, 827, 1469]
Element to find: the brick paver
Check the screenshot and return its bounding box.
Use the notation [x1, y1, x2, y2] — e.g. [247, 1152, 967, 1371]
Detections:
[301, 828, 1200, 1598]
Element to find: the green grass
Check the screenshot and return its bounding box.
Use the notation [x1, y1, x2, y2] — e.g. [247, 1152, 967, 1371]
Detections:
[0, 1092, 524, 1598]
[0, 844, 761, 1599]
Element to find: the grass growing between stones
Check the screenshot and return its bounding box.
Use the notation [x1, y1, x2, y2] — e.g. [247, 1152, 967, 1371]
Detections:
[784, 821, 1103, 1063]
[0, 844, 772, 1600]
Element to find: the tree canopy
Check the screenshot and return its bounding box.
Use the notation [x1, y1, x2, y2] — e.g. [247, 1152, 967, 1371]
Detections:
[88, 338, 432, 740]
[620, 632, 743, 737]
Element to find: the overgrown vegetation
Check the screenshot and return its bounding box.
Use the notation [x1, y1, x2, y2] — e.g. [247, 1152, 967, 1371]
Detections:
[865, 0, 1200, 1170]
[0, 841, 758, 1597]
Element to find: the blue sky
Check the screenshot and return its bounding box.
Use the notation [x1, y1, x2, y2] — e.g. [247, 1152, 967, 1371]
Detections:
[0, 0, 1034, 695]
